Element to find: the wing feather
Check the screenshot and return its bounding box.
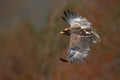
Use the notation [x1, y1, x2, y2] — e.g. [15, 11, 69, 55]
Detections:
[62, 10, 92, 29]
[66, 34, 91, 63]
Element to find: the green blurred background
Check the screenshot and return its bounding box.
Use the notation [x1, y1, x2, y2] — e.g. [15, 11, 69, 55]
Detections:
[0, 0, 120, 80]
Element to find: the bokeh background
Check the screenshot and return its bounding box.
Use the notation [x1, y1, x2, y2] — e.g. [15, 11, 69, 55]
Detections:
[0, 0, 120, 80]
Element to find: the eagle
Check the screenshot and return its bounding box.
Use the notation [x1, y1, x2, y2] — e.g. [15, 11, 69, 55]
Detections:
[60, 10, 100, 63]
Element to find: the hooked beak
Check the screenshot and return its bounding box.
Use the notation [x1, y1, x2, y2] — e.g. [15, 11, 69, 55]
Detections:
[60, 28, 69, 35]
[60, 31, 65, 34]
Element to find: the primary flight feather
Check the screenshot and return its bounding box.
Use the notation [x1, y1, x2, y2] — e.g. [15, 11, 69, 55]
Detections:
[60, 10, 101, 63]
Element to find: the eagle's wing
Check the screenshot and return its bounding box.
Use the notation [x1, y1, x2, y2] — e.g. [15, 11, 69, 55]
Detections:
[66, 33, 92, 63]
[90, 29, 101, 43]
[61, 10, 91, 29]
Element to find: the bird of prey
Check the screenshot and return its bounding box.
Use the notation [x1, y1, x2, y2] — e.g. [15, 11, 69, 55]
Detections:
[60, 10, 100, 63]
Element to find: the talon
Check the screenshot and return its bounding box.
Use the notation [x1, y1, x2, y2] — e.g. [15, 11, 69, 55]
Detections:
[60, 58, 68, 62]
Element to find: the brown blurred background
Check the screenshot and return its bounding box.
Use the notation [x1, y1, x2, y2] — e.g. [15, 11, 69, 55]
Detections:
[0, 0, 120, 80]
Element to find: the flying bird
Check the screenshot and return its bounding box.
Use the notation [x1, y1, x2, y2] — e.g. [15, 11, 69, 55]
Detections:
[60, 10, 100, 63]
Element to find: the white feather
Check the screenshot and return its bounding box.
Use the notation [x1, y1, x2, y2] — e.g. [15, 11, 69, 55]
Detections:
[70, 50, 87, 58]
[69, 17, 92, 29]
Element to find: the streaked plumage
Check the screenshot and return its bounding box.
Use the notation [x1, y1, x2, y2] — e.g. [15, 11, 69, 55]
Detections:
[60, 10, 101, 63]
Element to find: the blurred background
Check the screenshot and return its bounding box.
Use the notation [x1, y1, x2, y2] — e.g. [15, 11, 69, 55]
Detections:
[0, 0, 120, 80]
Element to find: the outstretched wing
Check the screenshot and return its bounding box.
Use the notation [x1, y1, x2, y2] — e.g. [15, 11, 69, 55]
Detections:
[90, 28, 101, 43]
[66, 33, 92, 63]
[61, 10, 91, 29]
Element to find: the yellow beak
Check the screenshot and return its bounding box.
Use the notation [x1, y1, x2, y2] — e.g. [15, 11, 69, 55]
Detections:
[60, 28, 69, 35]
[60, 31, 65, 34]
